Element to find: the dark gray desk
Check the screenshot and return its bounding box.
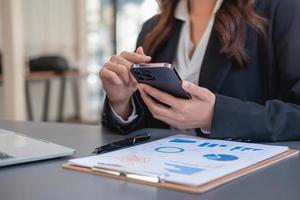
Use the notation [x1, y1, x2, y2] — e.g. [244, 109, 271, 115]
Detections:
[0, 120, 299, 200]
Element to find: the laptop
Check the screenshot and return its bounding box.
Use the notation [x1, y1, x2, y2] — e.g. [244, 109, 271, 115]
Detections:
[0, 128, 75, 167]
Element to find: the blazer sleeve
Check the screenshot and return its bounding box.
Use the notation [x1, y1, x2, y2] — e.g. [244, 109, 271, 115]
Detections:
[101, 16, 159, 134]
[208, 0, 300, 142]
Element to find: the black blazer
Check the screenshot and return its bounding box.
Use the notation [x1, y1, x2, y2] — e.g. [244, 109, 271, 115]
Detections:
[102, 0, 300, 142]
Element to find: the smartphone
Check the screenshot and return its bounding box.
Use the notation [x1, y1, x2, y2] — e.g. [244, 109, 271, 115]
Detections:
[130, 63, 191, 99]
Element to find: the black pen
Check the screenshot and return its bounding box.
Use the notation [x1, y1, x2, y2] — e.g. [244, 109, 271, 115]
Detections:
[92, 133, 151, 154]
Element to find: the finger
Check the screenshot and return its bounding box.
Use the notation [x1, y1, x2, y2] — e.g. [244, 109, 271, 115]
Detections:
[111, 55, 133, 69]
[125, 50, 141, 85]
[139, 84, 181, 108]
[110, 56, 138, 85]
[136, 46, 145, 55]
[130, 73, 138, 85]
[99, 68, 123, 86]
[139, 87, 173, 118]
[139, 87, 185, 128]
[182, 81, 210, 100]
[138, 91, 181, 128]
[120, 51, 151, 63]
[104, 61, 130, 85]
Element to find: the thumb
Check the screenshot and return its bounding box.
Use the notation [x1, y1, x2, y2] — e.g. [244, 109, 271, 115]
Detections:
[182, 81, 209, 100]
[136, 46, 145, 55]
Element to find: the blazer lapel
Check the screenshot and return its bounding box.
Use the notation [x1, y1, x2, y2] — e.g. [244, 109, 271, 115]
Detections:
[152, 20, 183, 63]
[199, 29, 232, 93]
[152, 20, 232, 94]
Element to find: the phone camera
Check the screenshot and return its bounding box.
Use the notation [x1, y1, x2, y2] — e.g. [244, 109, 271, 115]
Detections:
[144, 72, 155, 80]
[133, 70, 142, 76]
[133, 69, 155, 81]
[137, 76, 146, 81]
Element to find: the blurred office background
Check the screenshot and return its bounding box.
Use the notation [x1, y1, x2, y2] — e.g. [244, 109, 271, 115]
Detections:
[0, 0, 158, 124]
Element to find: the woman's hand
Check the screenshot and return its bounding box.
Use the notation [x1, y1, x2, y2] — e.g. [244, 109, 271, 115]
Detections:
[99, 47, 151, 119]
[138, 81, 216, 131]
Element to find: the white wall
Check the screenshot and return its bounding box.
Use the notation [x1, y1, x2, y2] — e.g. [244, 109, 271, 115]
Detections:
[23, 0, 76, 63]
[0, 2, 2, 50]
[0, 0, 2, 117]
[0, 0, 79, 121]
[0, 0, 2, 48]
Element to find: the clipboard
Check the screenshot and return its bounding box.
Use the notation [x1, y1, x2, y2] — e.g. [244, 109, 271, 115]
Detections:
[63, 149, 298, 194]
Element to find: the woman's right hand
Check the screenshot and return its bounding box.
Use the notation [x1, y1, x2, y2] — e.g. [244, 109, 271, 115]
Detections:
[99, 47, 151, 119]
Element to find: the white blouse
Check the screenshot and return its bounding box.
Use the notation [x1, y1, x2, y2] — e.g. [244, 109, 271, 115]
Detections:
[173, 0, 223, 84]
[110, 0, 224, 128]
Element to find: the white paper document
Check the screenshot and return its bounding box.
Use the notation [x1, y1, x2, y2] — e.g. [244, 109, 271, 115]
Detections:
[69, 135, 289, 186]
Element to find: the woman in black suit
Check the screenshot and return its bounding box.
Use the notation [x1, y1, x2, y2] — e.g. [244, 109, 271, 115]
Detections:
[100, 0, 300, 142]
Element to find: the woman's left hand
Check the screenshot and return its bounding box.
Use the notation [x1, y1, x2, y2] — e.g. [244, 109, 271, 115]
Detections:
[138, 81, 216, 131]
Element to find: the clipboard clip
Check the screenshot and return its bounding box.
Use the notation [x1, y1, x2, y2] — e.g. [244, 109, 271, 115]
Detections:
[92, 163, 166, 183]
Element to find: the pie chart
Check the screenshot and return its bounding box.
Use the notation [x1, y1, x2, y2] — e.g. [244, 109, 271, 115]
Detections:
[203, 154, 238, 161]
[154, 147, 184, 153]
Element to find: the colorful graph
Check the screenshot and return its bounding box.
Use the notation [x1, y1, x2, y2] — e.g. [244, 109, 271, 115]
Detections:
[169, 138, 197, 143]
[118, 154, 150, 165]
[230, 146, 262, 152]
[164, 163, 204, 175]
[203, 154, 239, 161]
[154, 147, 184, 153]
[198, 142, 227, 148]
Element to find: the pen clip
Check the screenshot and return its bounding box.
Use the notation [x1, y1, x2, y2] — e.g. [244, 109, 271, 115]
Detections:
[132, 133, 151, 144]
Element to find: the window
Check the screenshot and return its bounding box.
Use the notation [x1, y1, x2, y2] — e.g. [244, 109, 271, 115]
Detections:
[85, 0, 158, 121]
